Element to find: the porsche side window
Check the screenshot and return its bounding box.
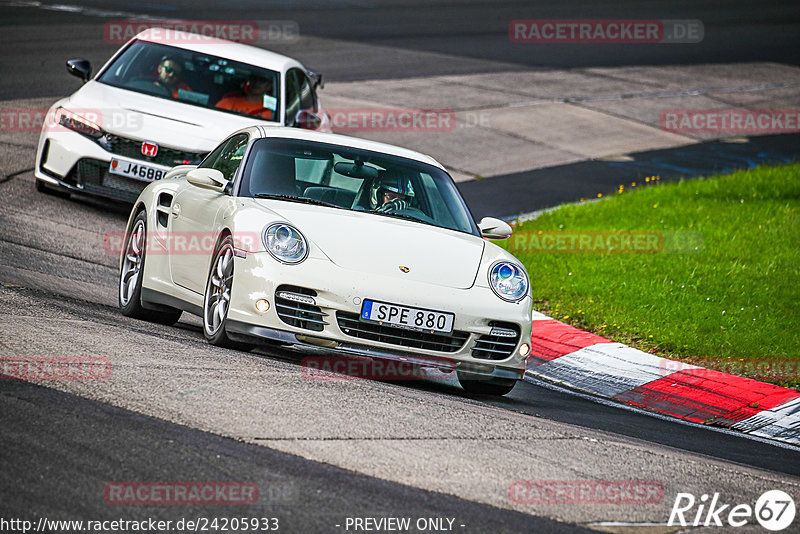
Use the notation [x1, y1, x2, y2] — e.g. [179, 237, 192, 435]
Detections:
[198, 134, 249, 181]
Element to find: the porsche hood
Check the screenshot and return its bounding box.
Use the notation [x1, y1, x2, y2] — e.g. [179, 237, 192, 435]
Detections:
[262, 202, 485, 289]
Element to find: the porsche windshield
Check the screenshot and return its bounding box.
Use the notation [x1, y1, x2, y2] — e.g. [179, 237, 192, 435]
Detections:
[97, 40, 280, 122]
[238, 138, 480, 235]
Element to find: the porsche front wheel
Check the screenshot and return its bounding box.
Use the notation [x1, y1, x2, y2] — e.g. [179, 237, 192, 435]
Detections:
[119, 210, 182, 325]
[203, 235, 252, 351]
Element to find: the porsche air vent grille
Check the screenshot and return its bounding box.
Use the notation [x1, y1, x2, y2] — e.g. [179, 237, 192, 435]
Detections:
[97, 134, 206, 167]
[274, 285, 326, 332]
[471, 322, 520, 360]
[336, 312, 469, 353]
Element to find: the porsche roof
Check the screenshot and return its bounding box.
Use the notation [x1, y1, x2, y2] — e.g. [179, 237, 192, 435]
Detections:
[254, 126, 447, 171]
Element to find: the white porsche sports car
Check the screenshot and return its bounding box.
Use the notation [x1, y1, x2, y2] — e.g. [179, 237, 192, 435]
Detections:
[119, 127, 532, 395]
[35, 29, 329, 203]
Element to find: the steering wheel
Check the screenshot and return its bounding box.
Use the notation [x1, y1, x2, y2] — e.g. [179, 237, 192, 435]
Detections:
[128, 79, 170, 96]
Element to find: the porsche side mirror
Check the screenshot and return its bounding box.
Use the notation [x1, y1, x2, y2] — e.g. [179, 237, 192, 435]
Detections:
[478, 217, 513, 240]
[186, 168, 228, 192]
[164, 164, 197, 181]
[66, 58, 92, 83]
[308, 70, 324, 90]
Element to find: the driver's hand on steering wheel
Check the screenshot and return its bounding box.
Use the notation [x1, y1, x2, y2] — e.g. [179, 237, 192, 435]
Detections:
[377, 198, 409, 213]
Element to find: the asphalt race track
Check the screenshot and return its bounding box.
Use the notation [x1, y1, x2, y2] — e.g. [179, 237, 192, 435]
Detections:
[1, 1, 799, 532]
[461, 133, 800, 219]
[2, 0, 799, 99]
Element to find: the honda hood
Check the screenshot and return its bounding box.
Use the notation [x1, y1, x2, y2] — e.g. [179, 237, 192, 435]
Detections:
[63, 81, 275, 151]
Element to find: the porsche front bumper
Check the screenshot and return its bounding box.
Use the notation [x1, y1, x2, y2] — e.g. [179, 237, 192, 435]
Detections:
[223, 252, 532, 378]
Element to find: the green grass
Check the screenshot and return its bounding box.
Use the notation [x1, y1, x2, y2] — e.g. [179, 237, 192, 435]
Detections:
[501, 164, 800, 388]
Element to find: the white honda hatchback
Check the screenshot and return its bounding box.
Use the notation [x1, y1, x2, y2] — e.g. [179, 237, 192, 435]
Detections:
[34, 29, 330, 203]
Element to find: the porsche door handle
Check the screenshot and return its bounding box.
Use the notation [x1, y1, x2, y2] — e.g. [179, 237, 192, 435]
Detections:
[172, 204, 181, 218]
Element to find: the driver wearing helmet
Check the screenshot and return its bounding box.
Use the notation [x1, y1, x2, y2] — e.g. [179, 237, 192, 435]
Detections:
[374, 173, 413, 213]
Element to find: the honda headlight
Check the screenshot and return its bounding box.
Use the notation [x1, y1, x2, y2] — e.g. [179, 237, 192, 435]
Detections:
[489, 261, 528, 302]
[56, 107, 102, 138]
[263, 223, 308, 264]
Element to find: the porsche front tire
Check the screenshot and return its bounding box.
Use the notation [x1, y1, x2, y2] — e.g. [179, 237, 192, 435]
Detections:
[119, 210, 182, 325]
[203, 234, 253, 351]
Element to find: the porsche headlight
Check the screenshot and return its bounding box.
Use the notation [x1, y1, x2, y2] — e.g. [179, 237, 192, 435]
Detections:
[263, 223, 308, 264]
[56, 107, 102, 138]
[489, 261, 528, 302]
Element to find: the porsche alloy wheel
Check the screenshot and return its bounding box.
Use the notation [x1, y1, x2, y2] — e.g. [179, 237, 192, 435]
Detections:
[119, 210, 182, 325]
[203, 235, 252, 350]
[119, 217, 145, 308]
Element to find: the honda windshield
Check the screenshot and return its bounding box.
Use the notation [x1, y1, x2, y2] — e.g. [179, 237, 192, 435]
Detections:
[97, 40, 280, 122]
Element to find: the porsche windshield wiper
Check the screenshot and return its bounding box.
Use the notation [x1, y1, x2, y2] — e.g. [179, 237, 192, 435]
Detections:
[372, 210, 424, 224]
[253, 194, 339, 208]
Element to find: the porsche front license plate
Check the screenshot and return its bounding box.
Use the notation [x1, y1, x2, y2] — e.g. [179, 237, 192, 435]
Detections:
[361, 299, 454, 334]
[109, 157, 167, 182]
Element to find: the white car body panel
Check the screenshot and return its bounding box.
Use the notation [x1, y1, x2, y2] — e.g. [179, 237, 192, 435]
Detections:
[64, 81, 263, 150]
[264, 202, 484, 289]
[253, 125, 445, 169]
